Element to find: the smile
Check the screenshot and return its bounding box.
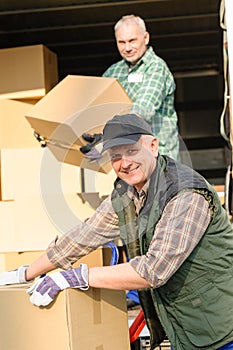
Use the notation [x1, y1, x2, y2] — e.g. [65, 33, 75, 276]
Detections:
[122, 165, 140, 174]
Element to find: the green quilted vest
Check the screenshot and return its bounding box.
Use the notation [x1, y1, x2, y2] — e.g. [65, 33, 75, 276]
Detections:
[111, 155, 233, 350]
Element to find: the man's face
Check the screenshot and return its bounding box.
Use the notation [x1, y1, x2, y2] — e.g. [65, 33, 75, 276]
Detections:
[109, 136, 158, 191]
[115, 23, 149, 65]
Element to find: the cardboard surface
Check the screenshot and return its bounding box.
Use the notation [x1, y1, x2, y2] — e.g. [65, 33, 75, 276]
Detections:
[0, 147, 79, 200]
[0, 99, 39, 148]
[0, 286, 130, 350]
[0, 45, 58, 99]
[0, 247, 113, 273]
[0, 194, 95, 252]
[25, 75, 132, 172]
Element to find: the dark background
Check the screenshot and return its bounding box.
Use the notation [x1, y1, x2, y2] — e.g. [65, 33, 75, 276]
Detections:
[0, 0, 225, 184]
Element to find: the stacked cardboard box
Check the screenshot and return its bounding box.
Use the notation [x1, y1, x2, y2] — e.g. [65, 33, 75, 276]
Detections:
[0, 44, 58, 100]
[0, 285, 130, 350]
[0, 47, 132, 348]
[0, 99, 95, 257]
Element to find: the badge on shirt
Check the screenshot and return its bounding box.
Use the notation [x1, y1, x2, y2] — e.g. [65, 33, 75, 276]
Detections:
[128, 72, 144, 83]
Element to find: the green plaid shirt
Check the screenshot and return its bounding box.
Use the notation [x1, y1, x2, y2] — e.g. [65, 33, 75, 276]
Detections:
[103, 46, 179, 160]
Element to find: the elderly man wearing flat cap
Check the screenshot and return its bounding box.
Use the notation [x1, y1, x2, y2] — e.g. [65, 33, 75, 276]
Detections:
[1, 114, 233, 350]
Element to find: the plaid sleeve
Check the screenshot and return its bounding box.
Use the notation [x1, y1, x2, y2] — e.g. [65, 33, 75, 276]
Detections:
[46, 196, 120, 269]
[130, 191, 211, 287]
[130, 62, 174, 117]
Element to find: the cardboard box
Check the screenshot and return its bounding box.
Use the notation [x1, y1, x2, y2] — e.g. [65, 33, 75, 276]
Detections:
[13, 98, 42, 105]
[0, 99, 39, 148]
[0, 45, 58, 99]
[82, 168, 116, 197]
[0, 201, 14, 250]
[0, 147, 79, 200]
[0, 194, 95, 252]
[25, 75, 132, 172]
[213, 185, 225, 205]
[0, 251, 45, 273]
[0, 247, 114, 273]
[0, 285, 130, 350]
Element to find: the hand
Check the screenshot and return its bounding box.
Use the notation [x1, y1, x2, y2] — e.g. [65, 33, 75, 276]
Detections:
[80, 133, 103, 161]
[0, 265, 31, 286]
[27, 264, 89, 306]
[82, 147, 102, 161]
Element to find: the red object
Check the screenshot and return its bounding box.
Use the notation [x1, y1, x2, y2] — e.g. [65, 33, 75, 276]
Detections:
[129, 309, 146, 343]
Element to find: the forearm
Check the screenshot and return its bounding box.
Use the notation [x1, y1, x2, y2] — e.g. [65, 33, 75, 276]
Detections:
[89, 262, 151, 290]
[25, 253, 57, 281]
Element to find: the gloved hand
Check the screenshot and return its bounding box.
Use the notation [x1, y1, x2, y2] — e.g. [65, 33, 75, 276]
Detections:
[82, 147, 102, 161]
[0, 265, 31, 286]
[80, 133, 103, 162]
[27, 264, 89, 307]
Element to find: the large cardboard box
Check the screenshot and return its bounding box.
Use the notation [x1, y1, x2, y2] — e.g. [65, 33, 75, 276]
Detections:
[25, 75, 132, 172]
[0, 194, 95, 252]
[0, 99, 39, 148]
[0, 45, 58, 99]
[0, 285, 130, 350]
[0, 147, 79, 200]
[0, 247, 114, 273]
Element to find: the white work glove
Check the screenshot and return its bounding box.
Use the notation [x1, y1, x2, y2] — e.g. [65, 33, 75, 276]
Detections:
[27, 263, 89, 307]
[0, 265, 31, 286]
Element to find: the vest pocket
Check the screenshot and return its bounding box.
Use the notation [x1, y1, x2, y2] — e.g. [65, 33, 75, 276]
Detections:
[171, 281, 233, 347]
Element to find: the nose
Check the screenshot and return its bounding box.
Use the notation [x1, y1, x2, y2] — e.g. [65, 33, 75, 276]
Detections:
[120, 156, 132, 167]
[125, 42, 132, 52]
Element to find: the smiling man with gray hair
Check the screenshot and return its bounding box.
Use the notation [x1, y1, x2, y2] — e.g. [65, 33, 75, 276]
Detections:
[1, 113, 233, 350]
[103, 14, 180, 161]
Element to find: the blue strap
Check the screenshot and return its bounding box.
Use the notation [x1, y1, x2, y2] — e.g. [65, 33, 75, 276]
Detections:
[126, 289, 140, 304]
[104, 242, 119, 266]
[219, 342, 233, 349]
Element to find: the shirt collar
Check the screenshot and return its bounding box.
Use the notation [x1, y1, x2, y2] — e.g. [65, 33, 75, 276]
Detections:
[127, 177, 150, 200]
[126, 46, 154, 70]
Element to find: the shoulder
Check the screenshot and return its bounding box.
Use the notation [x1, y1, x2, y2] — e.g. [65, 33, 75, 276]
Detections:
[144, 47, 171, 72]
[103, 59, 125, 76]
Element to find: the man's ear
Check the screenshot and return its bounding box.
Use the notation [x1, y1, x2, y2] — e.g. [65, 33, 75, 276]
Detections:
[145, 32, 150, 46]
[151, 138, 159, 157]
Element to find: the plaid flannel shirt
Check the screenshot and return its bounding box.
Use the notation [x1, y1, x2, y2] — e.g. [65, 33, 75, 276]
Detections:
[47, 188, 210, 288]
[103, 46, 180, 160]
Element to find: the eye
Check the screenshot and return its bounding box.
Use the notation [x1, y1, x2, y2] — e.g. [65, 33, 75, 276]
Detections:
[110, 153, 122, 162]
[126, 148, 138, 156]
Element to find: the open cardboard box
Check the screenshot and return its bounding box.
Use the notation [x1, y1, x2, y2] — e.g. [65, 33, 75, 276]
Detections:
[0, 44, 58, 100]
[0, 285, 130, 350]
[25, 75, 132, 173]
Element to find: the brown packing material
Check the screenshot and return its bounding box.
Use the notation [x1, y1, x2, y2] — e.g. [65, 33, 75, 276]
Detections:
[25, 75, 132, 173]
[0, 285, 130, 350]
[0, 45, 58, 99]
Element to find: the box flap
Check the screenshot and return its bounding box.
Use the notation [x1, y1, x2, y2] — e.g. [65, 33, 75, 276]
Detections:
[25, 75, 132, 172]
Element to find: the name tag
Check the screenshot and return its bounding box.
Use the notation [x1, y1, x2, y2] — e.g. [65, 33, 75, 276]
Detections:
[128, 72, 143, 83]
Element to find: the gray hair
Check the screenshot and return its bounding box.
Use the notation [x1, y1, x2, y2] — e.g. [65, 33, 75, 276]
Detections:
[114, 15, 147, 34]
